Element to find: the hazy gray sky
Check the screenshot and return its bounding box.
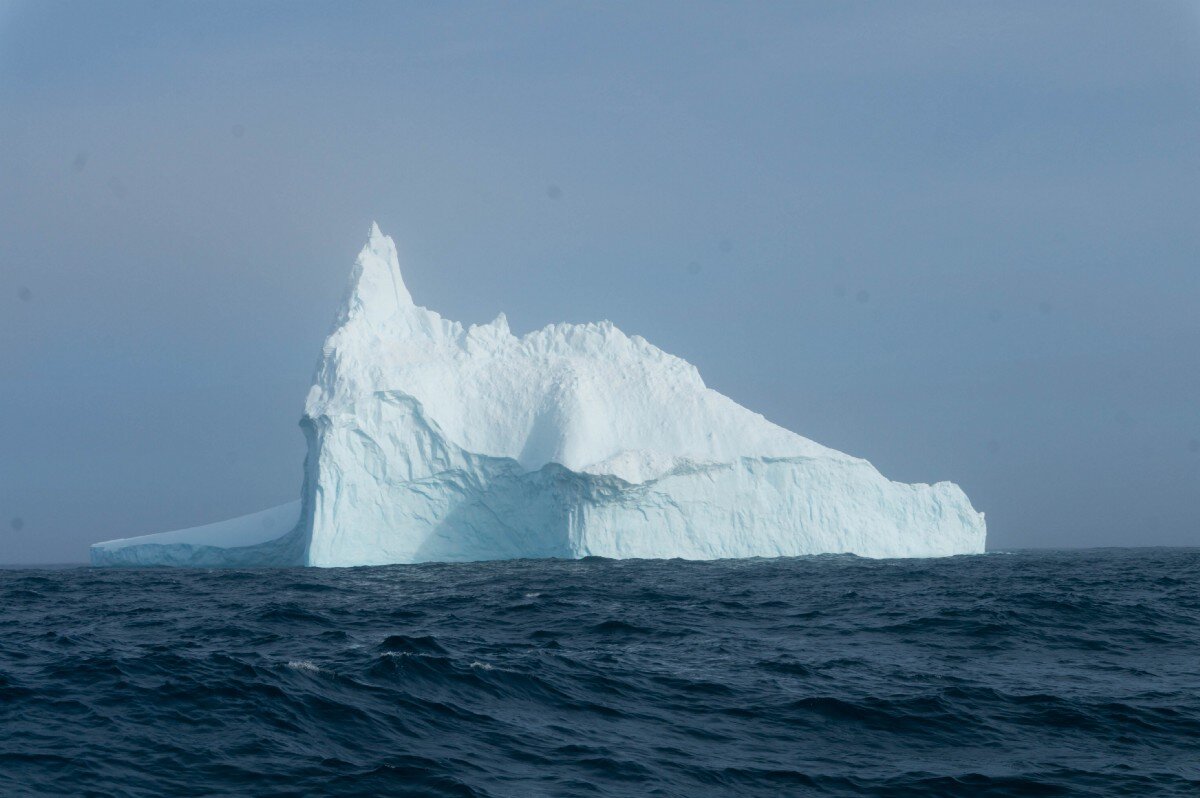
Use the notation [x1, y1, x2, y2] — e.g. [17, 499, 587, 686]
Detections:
[2, 1, 1198, 563]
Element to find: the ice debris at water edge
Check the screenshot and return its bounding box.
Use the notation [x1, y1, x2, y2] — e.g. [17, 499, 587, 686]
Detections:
[91, 224, 984, 567]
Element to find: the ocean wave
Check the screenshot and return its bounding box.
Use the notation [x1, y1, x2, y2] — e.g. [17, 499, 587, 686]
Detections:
[1, 549, 1198, 796]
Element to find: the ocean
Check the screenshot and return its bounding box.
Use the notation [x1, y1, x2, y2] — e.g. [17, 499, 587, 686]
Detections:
[2, 549, 1197, 796]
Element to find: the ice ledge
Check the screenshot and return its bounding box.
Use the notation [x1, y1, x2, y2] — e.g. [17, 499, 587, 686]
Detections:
[91, 502, 303, 562]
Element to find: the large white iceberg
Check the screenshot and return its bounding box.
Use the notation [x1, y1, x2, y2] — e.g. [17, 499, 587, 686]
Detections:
[91, 224, 985, 567]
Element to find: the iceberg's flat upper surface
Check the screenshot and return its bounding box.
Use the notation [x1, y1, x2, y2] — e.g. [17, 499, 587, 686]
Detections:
[91, 223, 985, 567]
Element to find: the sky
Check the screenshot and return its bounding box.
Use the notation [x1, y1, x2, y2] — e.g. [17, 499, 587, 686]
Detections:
[1, 1, 1198, 564]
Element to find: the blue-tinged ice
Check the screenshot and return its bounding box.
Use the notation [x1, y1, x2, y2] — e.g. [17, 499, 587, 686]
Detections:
[91, 224, 985, 567]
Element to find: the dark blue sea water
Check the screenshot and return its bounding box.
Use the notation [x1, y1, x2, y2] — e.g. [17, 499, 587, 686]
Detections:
[2, 549, 1198, 797]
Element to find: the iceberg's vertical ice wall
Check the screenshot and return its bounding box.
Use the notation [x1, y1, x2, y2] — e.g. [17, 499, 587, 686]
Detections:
[91, 224, 985, 567]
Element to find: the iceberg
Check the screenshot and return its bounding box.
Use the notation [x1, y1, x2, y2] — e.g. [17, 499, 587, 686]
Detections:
[91, 224, 985, 567]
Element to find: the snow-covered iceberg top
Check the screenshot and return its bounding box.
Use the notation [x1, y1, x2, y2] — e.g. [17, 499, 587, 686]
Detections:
[307, 223, 841, 483]
[92, 224, 985, 567]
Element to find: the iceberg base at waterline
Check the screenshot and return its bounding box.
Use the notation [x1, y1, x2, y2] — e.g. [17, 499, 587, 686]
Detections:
[91, 225, 985, 567]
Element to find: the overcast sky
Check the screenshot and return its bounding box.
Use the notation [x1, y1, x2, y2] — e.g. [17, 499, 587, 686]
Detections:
[2, 1, 1198, 563]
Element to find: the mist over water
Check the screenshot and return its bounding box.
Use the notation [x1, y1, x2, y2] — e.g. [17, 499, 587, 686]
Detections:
[3, 549, 1198, 796]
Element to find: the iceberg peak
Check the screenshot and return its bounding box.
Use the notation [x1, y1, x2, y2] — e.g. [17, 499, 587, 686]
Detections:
[339, 223, 413, 326]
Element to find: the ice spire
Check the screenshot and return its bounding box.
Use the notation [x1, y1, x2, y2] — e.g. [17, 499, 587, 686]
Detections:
[338, 222, 413, 326]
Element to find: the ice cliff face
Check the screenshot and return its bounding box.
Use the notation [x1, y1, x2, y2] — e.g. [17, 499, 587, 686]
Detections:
[91, 224, 985, 567]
